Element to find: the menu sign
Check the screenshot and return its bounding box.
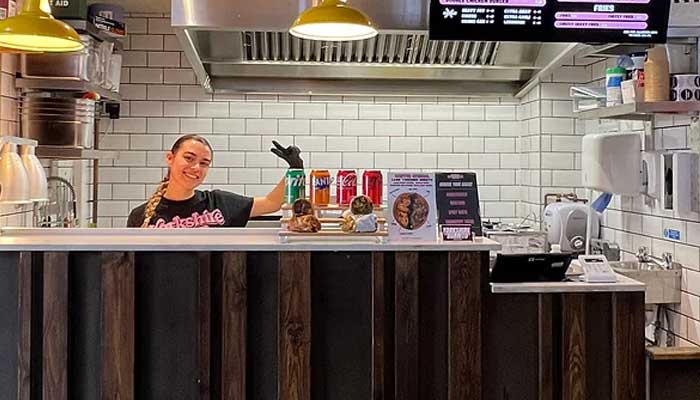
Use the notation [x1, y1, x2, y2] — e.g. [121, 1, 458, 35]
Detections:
[435, 172, 483, 236]
[429, 0, 670, 43]
[388, 173, 438, 241]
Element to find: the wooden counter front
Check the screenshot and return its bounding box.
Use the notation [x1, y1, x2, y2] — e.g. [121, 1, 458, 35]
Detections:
[0, 245, 644, 400]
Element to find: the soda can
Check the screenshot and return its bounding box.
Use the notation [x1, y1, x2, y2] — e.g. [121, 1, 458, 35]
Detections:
[362, 170, 383, 206]
[285, 169, 306, 205]
[310, 169, 331, 206]
[336, 170, 357, 206]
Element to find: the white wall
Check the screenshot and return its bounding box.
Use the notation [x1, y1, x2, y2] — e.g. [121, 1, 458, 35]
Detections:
[97, 14, 524, 227]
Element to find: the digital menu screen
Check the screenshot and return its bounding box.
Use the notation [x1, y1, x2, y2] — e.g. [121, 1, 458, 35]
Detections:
[429, 0, 670, 43]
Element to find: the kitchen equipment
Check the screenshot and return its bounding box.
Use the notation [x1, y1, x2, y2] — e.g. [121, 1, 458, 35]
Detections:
[20, 35, 98, 82]
[36, 176, 77, 228]
[485, 229, 547, 254]
[590, 239, 621, 261]
[544, 202, 599, 253]
[20, 96, 96, 148]
[581, 132, 642, 196]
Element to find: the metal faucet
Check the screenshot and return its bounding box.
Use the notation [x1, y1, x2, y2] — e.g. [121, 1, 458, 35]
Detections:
[636, 246, 674, 270]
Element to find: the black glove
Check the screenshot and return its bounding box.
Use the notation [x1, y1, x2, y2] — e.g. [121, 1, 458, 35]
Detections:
[270, 140, 304, 169]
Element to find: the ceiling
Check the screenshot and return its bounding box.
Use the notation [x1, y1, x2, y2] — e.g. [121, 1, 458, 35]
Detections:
[88, 0, 170, 13]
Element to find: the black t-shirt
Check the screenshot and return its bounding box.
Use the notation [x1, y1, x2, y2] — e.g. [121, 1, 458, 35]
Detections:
[127, 190, 254, 228]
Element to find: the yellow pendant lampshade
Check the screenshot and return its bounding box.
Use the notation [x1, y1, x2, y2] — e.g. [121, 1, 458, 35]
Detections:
[0, 0, 84, 53]
[289, 0, 378, 41]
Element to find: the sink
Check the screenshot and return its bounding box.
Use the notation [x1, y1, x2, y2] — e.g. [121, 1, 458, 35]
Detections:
[610, 261, 681, 304]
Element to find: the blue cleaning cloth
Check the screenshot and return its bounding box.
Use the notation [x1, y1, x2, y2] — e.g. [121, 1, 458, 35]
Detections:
[591, 192, 613, 213]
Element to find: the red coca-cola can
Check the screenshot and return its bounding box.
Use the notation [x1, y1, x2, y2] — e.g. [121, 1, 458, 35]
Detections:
[336, 170, 357, 206]
[362, 170, 383, 206]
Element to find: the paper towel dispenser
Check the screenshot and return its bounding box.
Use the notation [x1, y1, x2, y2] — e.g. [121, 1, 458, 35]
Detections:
[582, 132, 642, 195]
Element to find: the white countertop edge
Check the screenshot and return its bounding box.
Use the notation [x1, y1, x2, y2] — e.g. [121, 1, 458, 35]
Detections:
[0, 228, 502, 252]
[491, 274, 645, 294]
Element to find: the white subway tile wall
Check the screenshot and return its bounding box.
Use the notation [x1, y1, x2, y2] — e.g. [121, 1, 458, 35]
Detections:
[575, 58, 700, 346]
[95, 17, 523, 229]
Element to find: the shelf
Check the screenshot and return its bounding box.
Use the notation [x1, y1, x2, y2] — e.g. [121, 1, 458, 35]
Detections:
[35, 146, 119, 160]
[574, 101, 700, 120]
[0, 136, 37, 146]
[15, 78, 121, 102]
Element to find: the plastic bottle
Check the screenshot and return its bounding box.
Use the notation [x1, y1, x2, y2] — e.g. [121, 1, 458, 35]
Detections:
[644, 47, 670, 102]
[605, 67, 626, 107]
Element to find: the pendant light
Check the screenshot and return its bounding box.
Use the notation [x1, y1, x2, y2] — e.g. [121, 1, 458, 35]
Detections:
[289, 0, 378, 41]
[0, 143, 31, 204]
[0, 0, 84, 53]
[19, 145, 48, 203]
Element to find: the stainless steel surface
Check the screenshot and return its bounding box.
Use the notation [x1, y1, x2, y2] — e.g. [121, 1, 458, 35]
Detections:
[15, 78, 121, 102]
[636, 246, 674, 270]
[574, 101, 700, 120]
[36, 176, 77, 228]
[171, 0, 576, 96]
[20, 97, 96, 148]
[172, 0, 427, 31]
[34, 146, 118, 160]
[610, 260, 681, 304]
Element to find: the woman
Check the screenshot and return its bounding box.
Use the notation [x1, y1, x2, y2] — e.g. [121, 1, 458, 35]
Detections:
[127, 134, 303, 228]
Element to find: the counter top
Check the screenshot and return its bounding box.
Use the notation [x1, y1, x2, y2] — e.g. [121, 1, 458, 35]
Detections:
[491, 273, 645, 294]
[0, 228, 502, 252]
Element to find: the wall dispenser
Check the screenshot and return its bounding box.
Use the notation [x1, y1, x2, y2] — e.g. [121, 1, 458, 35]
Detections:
[582, 132, 642, 195]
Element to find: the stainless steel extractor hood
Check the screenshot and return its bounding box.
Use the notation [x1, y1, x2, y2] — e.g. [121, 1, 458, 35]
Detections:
[172, 0, 579, 96]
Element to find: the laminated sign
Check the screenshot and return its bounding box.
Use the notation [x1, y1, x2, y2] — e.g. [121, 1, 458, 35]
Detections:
[435, 172, 482, 238]
[388, 172, 438, 241]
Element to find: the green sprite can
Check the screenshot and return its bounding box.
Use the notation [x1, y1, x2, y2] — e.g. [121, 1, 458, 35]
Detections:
[285, 169, 306, 205]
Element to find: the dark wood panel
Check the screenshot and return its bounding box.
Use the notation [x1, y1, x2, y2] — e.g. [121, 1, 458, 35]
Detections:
[448, 251, 482, 400]
[648, 359, 700, 400]
[69, 252, 102, 400]
[43, 252, 69, 400]
[394, 252, 419, 400]
[18, 252, 32, 400]
[0, 253, 20, 399]
[221, 252, 247, 400]
[612, 292, 645, 400]
[198, 253, 211, 400]
[585, 294, 612, 400]
[419, 252, 447, 400]
[372, 252, 385, 400]
[562, 294, 586, 400]
[135, 253, 201, 400]
[538, 294, 553, 400]
[279, 252, 311, 400]
[102, 252, 135, 400]
[483, 294, 539, 400]
[246, 253, 280, 400]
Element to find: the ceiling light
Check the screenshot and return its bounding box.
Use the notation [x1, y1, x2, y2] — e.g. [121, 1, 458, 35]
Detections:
[0, 0, 84, 53]
[289, 0, 378, 42]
